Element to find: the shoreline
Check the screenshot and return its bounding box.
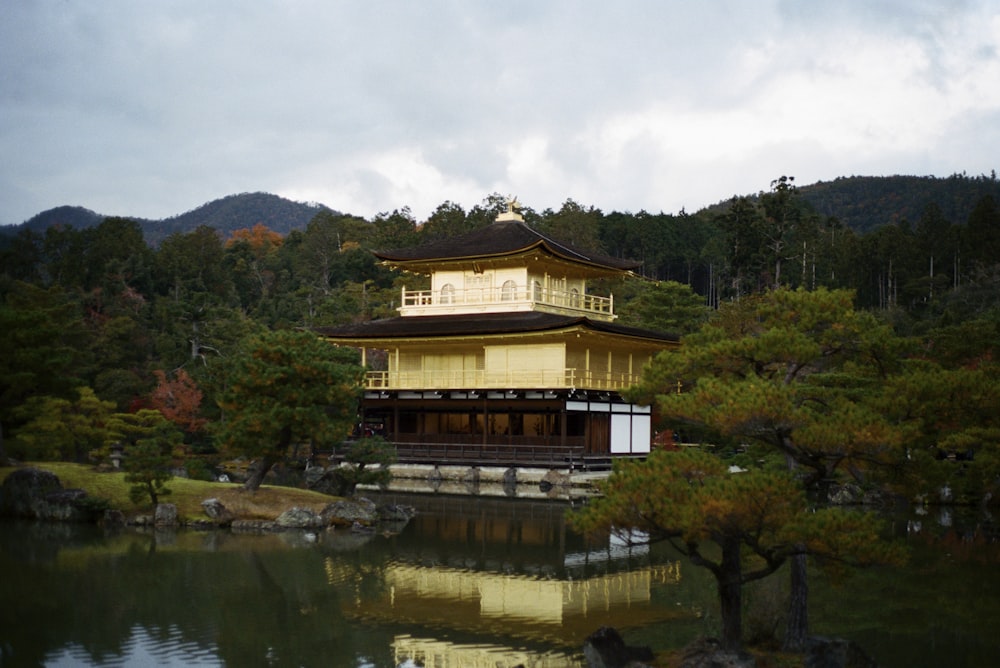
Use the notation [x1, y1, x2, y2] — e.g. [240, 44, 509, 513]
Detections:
[362, 463, 607, 500]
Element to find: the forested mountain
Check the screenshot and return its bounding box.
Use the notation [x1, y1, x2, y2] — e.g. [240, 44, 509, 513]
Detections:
[16, 205, 109, 235]
[144, 193, 336, 246]
[3, 193, 335, 246]
[5, 174, 999, 246]
[797, 173, 1000, 233]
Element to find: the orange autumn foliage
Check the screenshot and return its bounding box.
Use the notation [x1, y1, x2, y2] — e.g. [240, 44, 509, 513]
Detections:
[150, 369, 207, 434]
[225, 223, 283, 252]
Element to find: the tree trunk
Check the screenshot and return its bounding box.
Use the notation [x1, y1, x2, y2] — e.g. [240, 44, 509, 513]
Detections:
[0, 422, 9, 467]
[784, 550, 809, 651]
[244, 453, 276, 491]
[718, 536, 744, 651]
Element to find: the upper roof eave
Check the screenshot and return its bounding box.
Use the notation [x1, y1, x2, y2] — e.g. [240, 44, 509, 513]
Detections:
[373, 220, 642, 273]
[314, 311, 679, 345]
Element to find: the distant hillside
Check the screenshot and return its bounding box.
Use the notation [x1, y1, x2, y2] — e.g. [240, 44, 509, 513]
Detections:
[17, 205, 108, 235]
[5, 175, 998, 244]
[142, 193, 336, 245]
[2, 192, 338, 246]
[797, 173, 1000, 233]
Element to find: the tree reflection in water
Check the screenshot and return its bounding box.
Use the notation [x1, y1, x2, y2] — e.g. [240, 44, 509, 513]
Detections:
[1, 497, 998, 667]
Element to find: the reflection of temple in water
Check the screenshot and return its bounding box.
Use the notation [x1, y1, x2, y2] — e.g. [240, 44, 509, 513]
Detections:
[392, 635, 571, 668]
[368, 493, 661, 578]
[324, 494, 694, 668]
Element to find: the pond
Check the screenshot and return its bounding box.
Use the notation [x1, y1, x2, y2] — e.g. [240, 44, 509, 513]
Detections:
[1, 493, 998, 667]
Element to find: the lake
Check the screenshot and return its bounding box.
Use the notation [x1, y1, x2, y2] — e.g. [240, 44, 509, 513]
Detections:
[1, 493, 998, 667]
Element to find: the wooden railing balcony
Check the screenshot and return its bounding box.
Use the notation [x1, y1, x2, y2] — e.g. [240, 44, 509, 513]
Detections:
[398, 284, 614, 319]
[389, 440, 587, 467]
[363, 368, 640, 391]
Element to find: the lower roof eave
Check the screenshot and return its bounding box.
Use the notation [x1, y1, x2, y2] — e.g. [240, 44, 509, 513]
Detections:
[362, 388, 635, 402]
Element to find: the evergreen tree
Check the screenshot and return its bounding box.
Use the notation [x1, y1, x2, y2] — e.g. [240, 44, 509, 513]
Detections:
[215, 330, 365, 491]
[616, 280, 708, 335]
[629, 287, 913, 649]
[107, 409, 182, 507]
[328, 436, 397, 496]
[571, 448, 901, 651]
[10, 387, 114, 462]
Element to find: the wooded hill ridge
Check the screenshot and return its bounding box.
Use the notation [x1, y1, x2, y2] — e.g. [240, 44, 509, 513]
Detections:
[5, 192, 337, 247]
[4, 173, 999, 244]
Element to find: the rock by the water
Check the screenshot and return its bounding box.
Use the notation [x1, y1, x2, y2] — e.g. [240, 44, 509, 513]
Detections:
[154, 503, 178, 526]
[0, 467, 97, 522]
[583, 626, 654, 668]
[805, 636, 878, 668]
[201, 498, 234, 524]
[542, 469, 570, 487]
[231, 519, 277, 532]
[43, 489, 90, 521]
[321, 497, 378, 527]
[540, 469, 570, 493]
[276, 507, 324, 529]
[103, 509, 126, 526]
[378, 504, 417, 522]
[0, 468, 61, 517]
[679, 638, 756, 668]
[502, 468, 518, 485]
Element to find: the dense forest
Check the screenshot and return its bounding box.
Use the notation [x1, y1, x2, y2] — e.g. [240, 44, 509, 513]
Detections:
[1, 173, 999, 472]
[3, 173, 998, 659]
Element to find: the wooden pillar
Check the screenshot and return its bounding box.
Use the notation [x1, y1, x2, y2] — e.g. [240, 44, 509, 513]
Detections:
[392, 396, 400, 442]
[482, 395, 489, 446]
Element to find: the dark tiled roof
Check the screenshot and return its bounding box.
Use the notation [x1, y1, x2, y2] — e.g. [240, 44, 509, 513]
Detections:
[373, 220, 641, 271]
[315, 311, 678, 343]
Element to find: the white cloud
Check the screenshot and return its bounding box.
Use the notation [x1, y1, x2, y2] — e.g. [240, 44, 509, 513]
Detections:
[1, 1, 998, 225]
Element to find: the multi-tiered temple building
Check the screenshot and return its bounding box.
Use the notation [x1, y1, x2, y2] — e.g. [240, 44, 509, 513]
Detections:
[317, 200, 678, 468]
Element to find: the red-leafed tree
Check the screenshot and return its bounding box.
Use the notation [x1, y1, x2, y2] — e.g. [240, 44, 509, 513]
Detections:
[150, 368, 207, 436]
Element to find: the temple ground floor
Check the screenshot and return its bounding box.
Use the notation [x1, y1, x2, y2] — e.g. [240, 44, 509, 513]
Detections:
[355, 389, 653, 470]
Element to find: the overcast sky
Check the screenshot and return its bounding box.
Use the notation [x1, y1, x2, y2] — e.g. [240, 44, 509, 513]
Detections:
[2, 1, 998, 226]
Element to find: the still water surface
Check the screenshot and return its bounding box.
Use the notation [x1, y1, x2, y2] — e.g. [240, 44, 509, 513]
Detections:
[1, 494, 998, 667]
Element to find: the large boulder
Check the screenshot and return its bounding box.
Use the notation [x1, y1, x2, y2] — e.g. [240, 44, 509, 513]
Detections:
[679, 638, 756, 668]
[582, 626, 655, 668]
[805, 636, 878, 668]
[540, 469, 570, 493]
[231, 519, 277, 532]
[201, 498, 235, 524]
[304, 465, 330, 490]
[306, 467, 358, 497]
[276, 507, 324, 529]
[154, 503, 178, 527]
[321, 497, 378, 527]
[0, 467, 98, 522]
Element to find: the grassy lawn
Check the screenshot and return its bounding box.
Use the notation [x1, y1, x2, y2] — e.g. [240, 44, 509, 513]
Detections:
[0, 462, 340, 522]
